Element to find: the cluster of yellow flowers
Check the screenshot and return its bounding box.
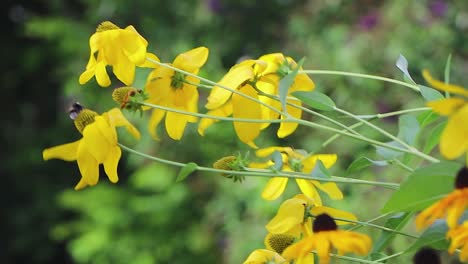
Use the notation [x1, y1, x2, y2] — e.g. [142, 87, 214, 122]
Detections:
[41, 21, 468, 263]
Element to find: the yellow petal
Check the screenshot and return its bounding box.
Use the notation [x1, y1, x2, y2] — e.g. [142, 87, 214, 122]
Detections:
[310, 206, 357, 225]
[248, 161, 273, 169]
[104, 108, 140, 139]
[423, 70, 468, 97]
[290, 73, 315, 92]
[120, 26, 147, 64]
[266, 196, 306, 234]
[113, 58, 136, 85]
[165, 111, 189, 140]
[295, 253, 315, 264]
[139, 52, 160, 68]
[277, 99, 302, 138]
[257, 53, 284, 75]
[232, 84, 262, 147]
[198, 101, 233, 136]
[262, 177, 289, 200]
[440, 104, 468, 159]
[145, 76, 173, 106]
[243, 249, 285, 264]
[311, 181, 343, 200]
[77, 143, 99, 186]
[82, 117, 114, 162]
[255, 146, 293, 158]
[103, 145, 121, 183]
[43, 140, 80, 161]
[173, 46, 209, 73]
[79, 53, 97, 84]
[301, 154, 338, 173]
[95, 60, 111, 87]
[74, 178, 89, 191]
[296, 179, 322, 206]
[205, 61, 255, 109]
[315, 233, 332, 264]
[148, 109, 166, 140]
[427, 98, 466, 116]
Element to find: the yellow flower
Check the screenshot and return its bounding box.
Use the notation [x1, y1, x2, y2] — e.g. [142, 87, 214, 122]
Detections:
[265, 194, 357, 237]
[200, 53, 314, 147]
[251, 146, 343, 203]
[256, 53, 315, 138]
[415, 166, 468, 229]
[42, 106, 140, 190]
[145, 47, 208, 140]
[447, 220, 468, 262]
[282, 213, 372, 264]
[423, 70, 468, 164]
[243, 249, 288, 264]
[79, 21, 159, 87]
[201, 59, 264, 147]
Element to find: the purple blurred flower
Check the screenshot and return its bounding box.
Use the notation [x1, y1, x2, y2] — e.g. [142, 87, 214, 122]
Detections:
[206, 0, 222, 13]
[429, 0, 447, 18]
[359, 12, 379, 31]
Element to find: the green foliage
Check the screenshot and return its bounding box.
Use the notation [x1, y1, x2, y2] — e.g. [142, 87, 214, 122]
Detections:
[292, 91, 336, 111]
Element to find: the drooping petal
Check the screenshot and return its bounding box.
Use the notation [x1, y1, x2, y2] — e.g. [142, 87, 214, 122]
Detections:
[76, 144, 99, 186]
[310, 206, 357, 225]
[173, 46, 209, 73]
[295, 253, 315, 264]
[262, 177, 289, 200]
[255, 146, 293, 158]
[266, 196, 306, 234]
[277, 99, 302, 138]
[427, 98, 465, 116]
[439, 105, 468, 159]
[257, 80, 279, 130]
[113, 58, 136, 85]
[243, 249, 286, 264]
[145, 77, 173, 106]
[423, 70, 468, 97]
[314, 233, 332, 264]
[290, 73, 315, 92]
[104, 108, 140, 139]
[103, 145, 121, 183]
[182, 80, 200, 123]
[311, 181, 344, 200]
[165, 111, 189, 140]
[120, 26, 147, 64]
[81, 117, 112, 163]
[205, 61, 256, 109]
[139, 52, 160, 67]
[232, 84, 262, 147]
[301, 154, 338, 173]
[198, 101, 233, 136]
[296, 179, 322, 206]
[43, 140, 80, 161]
[148, 109, 166, 140]
[74, 177, 89, 191]
[95, 60, 111, 87]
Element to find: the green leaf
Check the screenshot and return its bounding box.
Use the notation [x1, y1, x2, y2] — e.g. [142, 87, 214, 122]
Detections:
[310, 160, 331, 178]
[419, 85, 444, 101]
[406, 220, 449, 253]
[271, 151, 283, 171]
[396, 54, 416, 84]
[346, 157, 388, 174]
[382, 161, 459, 213]
[175, 162, 198, 182]
[423, 122, 445, 154]
[397, 115, 420, 146]
[375, 141, 404, 159]
[416, 110, 439, 128]
[278, 58, 304, 112]
[292, 91, 336, 111]
[371, 212, 414, 255]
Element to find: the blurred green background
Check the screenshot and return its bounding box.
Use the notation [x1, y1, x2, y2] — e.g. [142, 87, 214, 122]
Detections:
[3, 0, 467, 263]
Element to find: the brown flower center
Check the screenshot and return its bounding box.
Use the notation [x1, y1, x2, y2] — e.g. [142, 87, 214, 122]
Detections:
[265, 233, 295, 254]
[96, 21, 119, 32]
[313, 213, 337, 232]
[455, 167, 468, 189]
[412, 247, 440, 264]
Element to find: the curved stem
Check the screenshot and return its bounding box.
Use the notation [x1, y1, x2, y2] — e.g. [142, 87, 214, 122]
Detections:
[300, 70, 420, 92]
[119, 144, 399, 189]
[355, 107, 430, 119]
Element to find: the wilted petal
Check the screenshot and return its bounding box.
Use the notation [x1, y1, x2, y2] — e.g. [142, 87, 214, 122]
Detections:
[103, 145, 121, 183]
[104, 108, 140, 139]
[232, 84, 262, 147]
[266, 196, 306, 234]
[76, 144, 99, 186]
[148, 109, 166, 140]
[173, 46, 209, 73]
[277, 99, 302, 138]
[113, 58, 136, 85]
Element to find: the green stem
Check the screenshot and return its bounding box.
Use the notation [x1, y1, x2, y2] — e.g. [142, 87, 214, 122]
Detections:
[334, 107, 439, 163]
[392, 159, 414, 172]
[141, 102, 283, 124]
[322, 252, 384, 264]
[146, 58, 283, 115]
[374, 251, 404, 262]
[119, 144, 399, 189]
[321, 121, 365, 147]
[300, 70, 420, 92]
[355, 107, 430, 119]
